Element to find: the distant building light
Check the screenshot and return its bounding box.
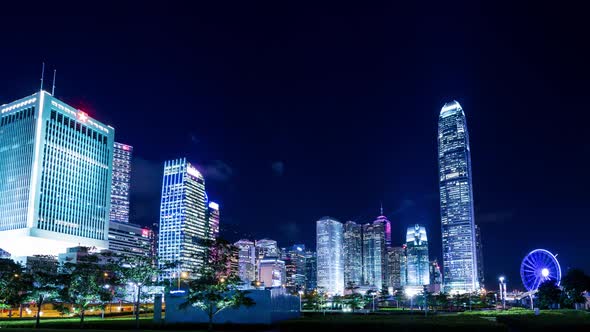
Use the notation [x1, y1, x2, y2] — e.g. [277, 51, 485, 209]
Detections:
[187, 165, 202, 178]
[209, 202, 219, 210]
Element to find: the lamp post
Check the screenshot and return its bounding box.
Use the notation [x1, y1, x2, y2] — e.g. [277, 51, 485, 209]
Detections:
[178, 271, 188, 290]
[298, 290, 304, 312]
[499, 276, 506, 310]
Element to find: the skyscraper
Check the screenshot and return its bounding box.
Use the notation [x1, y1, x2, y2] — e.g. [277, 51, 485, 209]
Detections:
[429, 259, 442, 293]
[475, 224, 484, 286]
[0, 91, 114, 256]
[259, 257, 286, 287]
[405, 224, 430, 286]
[438, 100, 479, 293]
[283, 245, 306, 292]
[207, 201, 220, 239]
[234, 239, 257, 287]
[343, 221, 362, 287]
[158, 158, 209, 279]
[316, 216, 344, 295]
[110, 142, 132, 223]
[304, 250, 317, 291]
[387, 246, 405, 290]
[362, 219, 387, 290]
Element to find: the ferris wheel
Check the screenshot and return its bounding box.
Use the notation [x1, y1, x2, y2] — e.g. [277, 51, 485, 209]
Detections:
[520, 249, 561, 291]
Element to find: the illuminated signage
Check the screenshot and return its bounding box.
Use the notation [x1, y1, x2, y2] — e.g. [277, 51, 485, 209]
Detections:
[51, 100, 109, 134]
[1, 97, 36, 114]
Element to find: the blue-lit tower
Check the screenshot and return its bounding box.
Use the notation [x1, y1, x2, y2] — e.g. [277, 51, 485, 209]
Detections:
[316, 216, 344, 295]
[158, 158, 209, 279]
[0, 91, 114, 257]
[438, 100, 479, 293]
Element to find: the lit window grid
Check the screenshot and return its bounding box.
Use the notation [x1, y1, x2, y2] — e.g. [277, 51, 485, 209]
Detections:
[110, 142, 132, 223]
[316, 217, 344, 295]
[0, 93, 113, 244]
[438, 103, 479, 293]
[158, 159, 210, 280]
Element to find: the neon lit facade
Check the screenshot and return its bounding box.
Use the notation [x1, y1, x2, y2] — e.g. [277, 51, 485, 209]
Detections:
[405, 224, 430, 286]
[158, 158, 209, 279]
[316, 216, 344, 295]
[0, 91, 114, 256]
[438, 100, 479, 293]
[343, 221, 362, 287]
[110, 142, 132, 223]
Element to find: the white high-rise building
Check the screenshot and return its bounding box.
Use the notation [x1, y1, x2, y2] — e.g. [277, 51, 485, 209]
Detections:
[0, 91, 114, 256]
[405, 224, 430, 287]
[110, 142, 132, 223]
[158, 158, 209, 279]
[234, 239, 257, 286]
[316, 216, 344, 295]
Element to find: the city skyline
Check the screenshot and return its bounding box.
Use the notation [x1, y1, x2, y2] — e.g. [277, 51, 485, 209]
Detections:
[1, 2, 589, 289]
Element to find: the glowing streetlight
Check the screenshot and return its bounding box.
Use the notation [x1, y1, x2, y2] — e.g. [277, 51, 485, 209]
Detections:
[298, 290, 304, 312]
[498, 276, 507, 310]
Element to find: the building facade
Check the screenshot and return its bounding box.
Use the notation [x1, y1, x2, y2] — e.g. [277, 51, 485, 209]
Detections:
[343, 221, 362, 287]
[405, 224, 430, 286]
[107, 221, 152, 257]
[362, 219, 387, 290]
[304, 250, 317, 291]
[438, 100, 479, 293]
[158, 159, 209, 279]
[387, 246, 405, 290]
[0, 91, 114, 256]
[259, 257, 286, 287]
[475, 224, 484, 287]
[234, 239, 257, 287]
[283, 245, 306, 292]
[429, 259, 442, 293]
[207, 201, 220, 239]
[110, 142, 132, 223]
[316, 216, 344, 295]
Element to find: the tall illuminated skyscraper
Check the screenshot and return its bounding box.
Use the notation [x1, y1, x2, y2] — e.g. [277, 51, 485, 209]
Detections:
[475, 224, 484, 286]
[438, 100, 479, 293]
[405, 224, 430, 286]
[158, 158, 209, 279]
[316, 216, 344, 295]
[362, 219, 387, 290]
[343, 221, 362, 287]
[110, 142, 132, 223]
[0, 91, 114, 257]
[207, 201, 220, 239]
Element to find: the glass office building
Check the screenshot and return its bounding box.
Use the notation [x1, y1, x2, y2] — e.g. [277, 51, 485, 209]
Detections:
[234, 239, 256, 287]
[343, 221, 362, 287]
[107, 221, 151, 257]
[207, 201, 220, 239]
[362, 219, 387, 290]
[110, 142, 132, 223]
[316, 216, 344, 295]
[405, 224, 430, 286]
[0, 91, 114, 256]
[158, 158, 209, 279]
[438, 100, 479, 293]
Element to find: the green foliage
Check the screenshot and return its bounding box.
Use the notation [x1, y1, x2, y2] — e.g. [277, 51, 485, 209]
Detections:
[537, 280, 562, 309]
[58, 253, 113, 327]
[181, 238, 255, 331]
[344, 293, 367, 311]
[561, 269, 590, 307]
[0, 258, 27, 312]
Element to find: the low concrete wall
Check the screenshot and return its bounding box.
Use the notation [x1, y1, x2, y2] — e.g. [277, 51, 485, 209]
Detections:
[165, 288, 300, 325]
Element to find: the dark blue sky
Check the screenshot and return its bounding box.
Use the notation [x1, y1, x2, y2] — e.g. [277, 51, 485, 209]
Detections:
[1, 2, 588, 290]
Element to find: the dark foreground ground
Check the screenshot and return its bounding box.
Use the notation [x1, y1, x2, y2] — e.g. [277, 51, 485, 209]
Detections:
[0, 309, 589, 332]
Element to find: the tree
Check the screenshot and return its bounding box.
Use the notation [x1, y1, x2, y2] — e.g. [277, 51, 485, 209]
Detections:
[561, 269, 590, 308]
[22, 256, 61, 329]
[434, 292, 450, 310]
[537, 280, 562, 309]
[110, 251, 163, 329]
[181, 239, 255, 332]
[0, 258, 26, 318]
[59, 253, 113, 328]
[393, 288, 406, 309]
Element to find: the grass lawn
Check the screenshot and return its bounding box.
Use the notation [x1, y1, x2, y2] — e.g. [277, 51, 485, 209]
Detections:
[1, 310, 589, 331]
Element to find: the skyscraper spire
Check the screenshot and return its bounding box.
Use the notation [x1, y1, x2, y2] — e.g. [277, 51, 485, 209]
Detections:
[380, 201, 383, 215]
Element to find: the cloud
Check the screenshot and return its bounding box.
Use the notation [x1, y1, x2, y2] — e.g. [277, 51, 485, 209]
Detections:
[477, 210, 515, 224]
[271, 161, 285, 176]
[391, 199, 416, 214]
[200, 160, 234, 182]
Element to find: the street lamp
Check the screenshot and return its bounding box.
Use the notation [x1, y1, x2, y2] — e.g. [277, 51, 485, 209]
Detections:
[298, 290, 304, 312]
[498, 276, 506, 310]
[178, 271, 188, 290]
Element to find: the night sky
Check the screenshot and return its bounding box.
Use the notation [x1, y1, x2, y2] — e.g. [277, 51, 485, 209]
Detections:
[1, 2, 589, 290]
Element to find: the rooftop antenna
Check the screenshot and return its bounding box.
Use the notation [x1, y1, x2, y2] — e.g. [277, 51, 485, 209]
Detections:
[380, 201, 383, 215]
[40, 62, 45, 91]
[51, 69, 57, 95]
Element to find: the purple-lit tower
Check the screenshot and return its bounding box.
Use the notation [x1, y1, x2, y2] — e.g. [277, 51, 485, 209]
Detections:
[375, 204, 391, 247]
